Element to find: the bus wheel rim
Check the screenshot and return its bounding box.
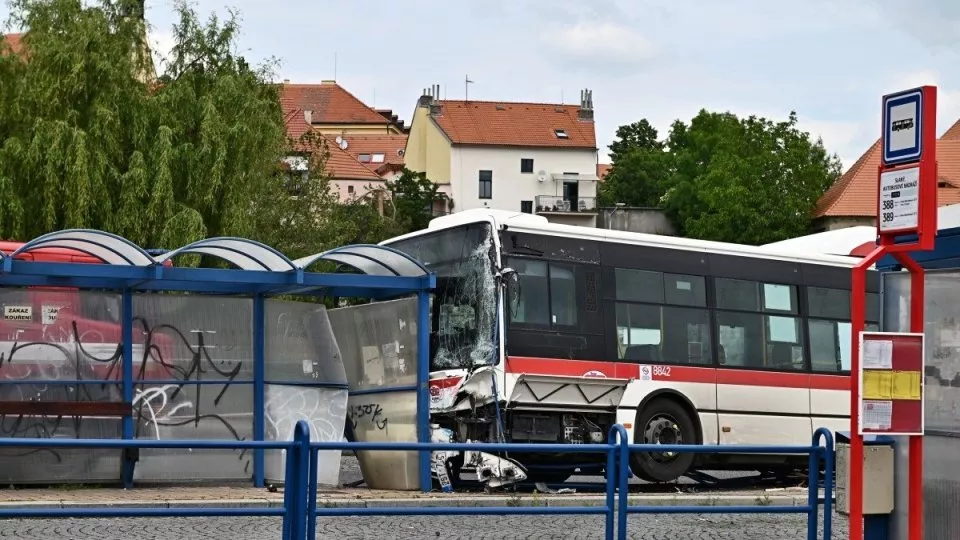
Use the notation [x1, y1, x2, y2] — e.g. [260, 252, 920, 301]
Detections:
[644, 414, 682, 464]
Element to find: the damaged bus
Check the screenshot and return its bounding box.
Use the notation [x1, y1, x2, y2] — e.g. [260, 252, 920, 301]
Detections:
[380, 209, 879, 486]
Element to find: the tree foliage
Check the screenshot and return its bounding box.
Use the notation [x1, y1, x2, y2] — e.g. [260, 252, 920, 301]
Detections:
[0, 0, 287, 252]
[250, 131, 403, 260]
[598, 110, 842, 245]
[385, 168, 447, 233]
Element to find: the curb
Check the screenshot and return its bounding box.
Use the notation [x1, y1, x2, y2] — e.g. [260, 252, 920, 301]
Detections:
[0, 493, 831, 510]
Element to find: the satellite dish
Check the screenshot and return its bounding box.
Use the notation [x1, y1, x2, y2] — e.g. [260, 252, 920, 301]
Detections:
[397, 148, 405, 157]
[537, 170, 547, 182]
[335, 135, 343, 144]
[339, 139, 348, 150]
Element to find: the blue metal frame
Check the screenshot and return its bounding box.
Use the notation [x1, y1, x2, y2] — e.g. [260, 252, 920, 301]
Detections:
[252, 294, 266, 488]
[416, 290, 431, 492]
[877, 226, 960, 270]
[0, 421, 835, 540]
[121, 288, 135, 488]
[0, 228, 436, 491]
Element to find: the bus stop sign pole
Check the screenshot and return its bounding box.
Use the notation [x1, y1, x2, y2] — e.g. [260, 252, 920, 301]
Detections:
[849, 85, 937, 540]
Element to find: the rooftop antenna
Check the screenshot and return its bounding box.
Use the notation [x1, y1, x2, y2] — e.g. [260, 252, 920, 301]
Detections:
[333, 52, 337, 81]
[465, 74, 474, 101]
[561, 89, 564, 104]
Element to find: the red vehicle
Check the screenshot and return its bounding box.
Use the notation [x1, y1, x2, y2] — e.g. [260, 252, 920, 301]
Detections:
[0, 241, 174, 383]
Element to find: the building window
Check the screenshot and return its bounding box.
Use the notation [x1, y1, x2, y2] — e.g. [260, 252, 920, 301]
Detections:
[615, 303, 712, 365]
[520, 200, 533, 213]
[554, 129, 568, 139]
[372, 153, 385, 163]
[347, 185, 355, 195]
[520, 158, 534, 173]
[358, 154, 371, 162]
[478, 170, 492, 199]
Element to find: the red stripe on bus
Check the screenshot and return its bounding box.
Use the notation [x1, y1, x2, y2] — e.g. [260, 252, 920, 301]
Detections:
[505, 356, 850, 391]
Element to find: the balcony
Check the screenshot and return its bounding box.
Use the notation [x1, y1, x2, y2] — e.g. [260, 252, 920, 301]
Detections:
[535, 195, 598, 215]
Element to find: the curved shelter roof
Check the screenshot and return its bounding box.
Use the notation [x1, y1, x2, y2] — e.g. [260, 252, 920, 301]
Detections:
[292, 244, 429, 277]
[0, 229, 434, 298]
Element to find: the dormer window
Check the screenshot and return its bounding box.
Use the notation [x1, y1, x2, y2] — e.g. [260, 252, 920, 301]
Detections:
[358, 154, 371, 162]
[554, 129, 568, 139]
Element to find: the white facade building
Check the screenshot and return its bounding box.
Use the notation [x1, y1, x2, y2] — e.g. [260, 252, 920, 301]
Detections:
[404, 86, 601, 227]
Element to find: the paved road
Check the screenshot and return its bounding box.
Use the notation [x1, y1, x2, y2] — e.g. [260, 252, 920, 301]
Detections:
[0, 513, 846, 539]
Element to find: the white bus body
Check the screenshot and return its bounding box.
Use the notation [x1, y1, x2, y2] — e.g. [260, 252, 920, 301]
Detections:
[381, 209, 880, 484]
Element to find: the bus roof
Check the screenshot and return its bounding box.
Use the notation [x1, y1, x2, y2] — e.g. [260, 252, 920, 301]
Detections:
[382, 208, 870, 269]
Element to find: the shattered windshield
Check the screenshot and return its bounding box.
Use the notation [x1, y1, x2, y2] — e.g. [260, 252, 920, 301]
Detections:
[385, 222, 497, 370]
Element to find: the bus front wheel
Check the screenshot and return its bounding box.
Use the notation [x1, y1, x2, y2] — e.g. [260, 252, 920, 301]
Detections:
[630, 398, 696, 483]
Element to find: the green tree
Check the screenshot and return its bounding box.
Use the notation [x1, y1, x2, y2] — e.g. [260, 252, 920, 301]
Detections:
[607, 119, 662, 163]
[249, 131, 402, 260]
[662, 110, 841, 245]
[0, 0, 287, 252]
[598, 120, 671, 208]
[385, 168, 446, 233]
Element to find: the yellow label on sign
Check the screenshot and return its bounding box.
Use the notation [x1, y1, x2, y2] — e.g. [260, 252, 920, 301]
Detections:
[863, 370, 922, 400]
[891, 370, 922, 400]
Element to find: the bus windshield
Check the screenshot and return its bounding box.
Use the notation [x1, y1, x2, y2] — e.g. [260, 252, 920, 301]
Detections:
[385, 222, 498, 371]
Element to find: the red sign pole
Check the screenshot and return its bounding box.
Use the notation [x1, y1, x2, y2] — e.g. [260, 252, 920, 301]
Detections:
[849, 85, 937, 540]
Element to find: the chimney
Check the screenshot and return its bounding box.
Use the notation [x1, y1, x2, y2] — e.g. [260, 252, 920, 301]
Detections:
[418, 85, 433, 107]
[304, 109, 313, 125]
[420, 83, 441, 115]
[578, 88, 594, 122]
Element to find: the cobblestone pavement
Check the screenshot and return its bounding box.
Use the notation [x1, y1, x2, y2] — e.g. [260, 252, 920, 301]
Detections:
[0, 513, 847, 539]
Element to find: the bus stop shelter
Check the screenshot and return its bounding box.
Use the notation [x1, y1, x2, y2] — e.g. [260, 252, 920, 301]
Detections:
[876, 203, 960, 539]
[0, 229, 434, 489]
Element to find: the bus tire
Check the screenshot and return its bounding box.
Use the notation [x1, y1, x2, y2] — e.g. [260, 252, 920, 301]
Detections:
[630, 398, 697, 483]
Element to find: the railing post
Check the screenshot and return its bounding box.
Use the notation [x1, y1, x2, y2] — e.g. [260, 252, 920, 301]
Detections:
[306, 445, 319, 540]
[282, 420, 311, 540]
[605, 426, 618, 540]
[806, 435, 820, 540]
[281, 435, 296, 539]
[613, 424, 630, 540]
[815, 427, 835, 540]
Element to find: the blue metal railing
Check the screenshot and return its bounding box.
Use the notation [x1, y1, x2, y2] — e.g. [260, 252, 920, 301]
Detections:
[0, 422, 834, 540]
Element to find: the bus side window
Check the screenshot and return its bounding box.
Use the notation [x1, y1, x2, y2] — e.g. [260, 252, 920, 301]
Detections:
[549, 263, 577, 326]
[509, 259, 549, 325]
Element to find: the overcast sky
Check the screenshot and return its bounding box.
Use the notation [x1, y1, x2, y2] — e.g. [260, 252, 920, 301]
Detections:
[6, 0, 960, 167]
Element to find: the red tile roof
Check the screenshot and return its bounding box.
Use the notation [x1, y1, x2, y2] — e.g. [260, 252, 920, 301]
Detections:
[323, 142, 383, 181]
[942, 119, 960, 140]
[428, 100, 597, 149]
[597, 163, 611, 180]
[280, 82, 391, 125]
[335, 134, 407, 167]
[1, 33, 23, 56]
[815, 136, 960, 218]
[283, 104, 382, 181]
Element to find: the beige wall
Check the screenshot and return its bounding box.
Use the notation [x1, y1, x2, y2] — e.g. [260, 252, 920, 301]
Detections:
[813, 216, 874, 232]
[403, 106, 451, 184]
[313, 123, 403, 136]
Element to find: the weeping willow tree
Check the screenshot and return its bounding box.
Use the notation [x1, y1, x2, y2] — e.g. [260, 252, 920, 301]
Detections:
[0, 0, 288, 251]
